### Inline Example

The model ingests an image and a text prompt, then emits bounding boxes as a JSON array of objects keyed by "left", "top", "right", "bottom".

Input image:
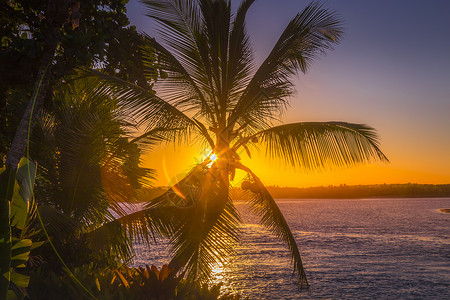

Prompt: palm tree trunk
[
  {"left": 5, "top": 27, "right": 58, "bottom": 168},
  {"left": 5, "top": 0, "right": 73, "bottom": 167}
]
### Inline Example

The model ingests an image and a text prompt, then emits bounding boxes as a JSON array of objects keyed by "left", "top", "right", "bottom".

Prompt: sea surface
[{"left": 131, "top": 198, "right": 450, "bottom": 299}]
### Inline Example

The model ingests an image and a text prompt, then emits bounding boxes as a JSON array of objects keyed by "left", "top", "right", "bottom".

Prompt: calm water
[{"left": 132, "top": 198, "right": 450, "bottom": 299}]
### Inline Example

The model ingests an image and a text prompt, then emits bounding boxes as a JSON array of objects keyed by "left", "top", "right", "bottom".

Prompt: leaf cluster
[
  {"left": 27, "top": 263, "right": 244, "bottom": 300},
  {"left": 27, "top": 79, "right": 158, "bottom": 270},
  {"left": 0, "top": 0, "right": 158, "bottom": 160}
]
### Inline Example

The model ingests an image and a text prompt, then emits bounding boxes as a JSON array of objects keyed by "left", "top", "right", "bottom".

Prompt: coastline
[{"left": 136, "top": 183, "right": 450, "bottom": 202}]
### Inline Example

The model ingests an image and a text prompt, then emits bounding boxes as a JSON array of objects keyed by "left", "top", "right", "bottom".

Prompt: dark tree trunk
[
  {"left": 5, "top": 0, "right": 72, "bottom": 167},
  {"left": 5, "top": 27, "right": 58, "bottom": 168}
]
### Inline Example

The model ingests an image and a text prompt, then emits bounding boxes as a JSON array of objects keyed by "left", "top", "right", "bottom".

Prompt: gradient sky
[{"left": 126, "top": 0, "right": 450, "bottom": 187}]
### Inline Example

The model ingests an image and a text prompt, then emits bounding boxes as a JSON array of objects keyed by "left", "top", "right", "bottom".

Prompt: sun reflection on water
[{"left": 210, "top": 262, "right": 237, "bottom": 295}]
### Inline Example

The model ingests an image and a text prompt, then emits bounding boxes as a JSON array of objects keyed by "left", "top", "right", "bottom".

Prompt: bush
[{"left": 27, "top": 263, "right": 243, "bottom": 300}]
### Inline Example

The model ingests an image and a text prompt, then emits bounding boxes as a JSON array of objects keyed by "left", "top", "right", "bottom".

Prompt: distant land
[
  {"left": 137, "top": 183, "right": 450, "bottom": 201},
  {"left": 262, "top": 183, "right": 450, "bottom": 199}
]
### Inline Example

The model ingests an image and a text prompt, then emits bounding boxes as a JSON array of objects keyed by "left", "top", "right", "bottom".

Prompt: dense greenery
[
  {"left": 1, "top": 0, "right": 155, "bottom": 166},
  {"left": 0, "top": 158, "right": 40, "bottom": 299},
  {"left": 29, "top": 78, "right": 158, "bottom": 270},
  {"left": 1, "top": 0, "right": 162, "bottom": 298}
]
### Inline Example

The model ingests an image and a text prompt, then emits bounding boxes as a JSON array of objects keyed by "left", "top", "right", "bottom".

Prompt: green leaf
[
  {"left": 10, "top": 239, "right": 32, "bottom": 251},
  {"left": 6, "top": 289, "right": 17, "bottom": 300},
  {"left": 9, "top": 272, "right": 29, "bottom": 288},
  {"left": 0, "top": 166, "right": 16, "bottom": 298},
  {"left": 30, "top": 241, "right": 45, "bottom": 250},
  {"left": 10, "top": 158, "right": 36, "bottom": 230},
  {"left": 9, "top": 182, "right": 26, "bottom": 230},
  {"left": 11, "top": 239, "right": 32, "bottom": 268},
  {"left": 15, "top": 158, "right": 37, "bottom": 205}
]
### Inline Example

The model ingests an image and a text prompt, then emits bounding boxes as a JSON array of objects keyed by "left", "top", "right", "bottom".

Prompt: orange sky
[
  {"left": 128, "top": 1, "right": 450, "bottom": 188},
  {"left": 142, "top": 135, "right": 450, "bottom": 188}
]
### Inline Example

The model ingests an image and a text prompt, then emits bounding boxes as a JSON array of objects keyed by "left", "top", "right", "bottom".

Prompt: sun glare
[{"left": 210, "top": 153, "right": 218, "bottom": 162}]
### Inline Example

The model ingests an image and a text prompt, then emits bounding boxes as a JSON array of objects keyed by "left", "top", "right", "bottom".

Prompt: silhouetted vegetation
[
  {"left": 254, "top": 184, "right": 450, "bottom": 199},
  {"left": 268, "top": 184, "right": 450, "bottom": 199},
  {"left": 27, "top": 263, "right": 243, "bottom": 300},
  {"left": 140, "top": 184, "right": 450, "bottom": 201}
]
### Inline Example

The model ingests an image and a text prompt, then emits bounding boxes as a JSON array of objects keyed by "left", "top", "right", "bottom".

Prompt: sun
[{"left": 201, "top": 149, "right": 218, "bottom": 166}]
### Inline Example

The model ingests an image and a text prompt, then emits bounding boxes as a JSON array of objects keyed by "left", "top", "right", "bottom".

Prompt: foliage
[
  {"left": 1, "top": 0, "right": 164, "bottom": 297},
  {"left": 26, "top": 78, "right": 162, "bottom": 270},
  {"left": 0, "top": 158, "right": 43, "bottom": 299},
  {"left": 83, "top": 0, "right": 388, "bottom": 288},
  {"left": 0, "top": 0, "right": 157, "bottom": 165},
  {"left": 27, "top": 263, "right": 243, "bottom": 300},
  {"left": 0, "top": 0, "right": 150, "bottom": 90}
]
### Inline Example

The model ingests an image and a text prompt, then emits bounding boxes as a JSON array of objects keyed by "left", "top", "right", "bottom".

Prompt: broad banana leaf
[{"left": 0, "top": 158, "right": 37, "bottom": 298}]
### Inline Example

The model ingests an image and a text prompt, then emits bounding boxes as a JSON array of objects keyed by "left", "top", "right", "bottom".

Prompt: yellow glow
[{"left": 142, "top": 142, "right": 450, "bottom": 188}]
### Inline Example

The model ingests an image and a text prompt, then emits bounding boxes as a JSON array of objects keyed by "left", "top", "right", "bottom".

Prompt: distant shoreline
[
  {"left": 136, "top": 183, "right": 450, "bottom": 201},
  {"left": 263, "top": 183, "right": 450, "bottom": 199}
]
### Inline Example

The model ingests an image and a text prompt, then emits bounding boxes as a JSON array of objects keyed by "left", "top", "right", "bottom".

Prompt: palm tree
[
  {"left": 83, "top": 0, "right": 388, "bottom": 288},
  {"left": 30, "top": 78, "right": 166, "bottom": 269}
]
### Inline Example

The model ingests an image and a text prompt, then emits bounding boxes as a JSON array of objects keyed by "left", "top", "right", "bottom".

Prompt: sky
[{"left": 126, "top": 0, "right": 450, "bottom": 188}]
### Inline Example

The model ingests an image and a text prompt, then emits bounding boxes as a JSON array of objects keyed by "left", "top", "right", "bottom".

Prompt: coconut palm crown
[{"left": 84, "top": 0, "right": 388, "bottom": 288}]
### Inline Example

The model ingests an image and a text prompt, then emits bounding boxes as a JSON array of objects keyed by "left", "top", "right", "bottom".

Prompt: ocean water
[{"left": 132, "top": 198, "right": 450, "bottom": 299}]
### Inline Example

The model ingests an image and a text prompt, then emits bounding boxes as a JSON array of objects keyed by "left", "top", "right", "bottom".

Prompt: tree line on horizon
[
  {"left": 265, "top": 183, "right": 450, "bottom": 199},
  {"left": 138, "top": 183, "right": 450, "bottom": 201}
]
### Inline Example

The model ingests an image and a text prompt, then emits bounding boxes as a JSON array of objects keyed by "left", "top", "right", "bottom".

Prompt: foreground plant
[
  {"left": 84, "top": 0, "right": 388, "bottom": 288},
  {"left": 28, "top": 263, "right": 243, "bottom": 300},
  {"left": 0, "top": 158, "right": 41, "bottom": 299}
]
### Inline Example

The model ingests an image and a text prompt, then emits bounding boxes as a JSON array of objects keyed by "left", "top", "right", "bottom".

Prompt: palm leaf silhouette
[{"left": 81, "top": 0, "right": 388, "bottom": 288}]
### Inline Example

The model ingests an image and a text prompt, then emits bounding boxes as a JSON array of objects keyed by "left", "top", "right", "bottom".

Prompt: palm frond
[
  {"left": 98, "top": 164, "right": 208, "bottom": 246},
  {"left": 142, "top": 0, "right": 215, "bottom": 107},
  {"left": 142, "top": 0, "right": 202, "bottom": 67},
  {"left": 110, "top": 195, "right": 182, "bottom": 245},
  {"left": 37, "top": 205, "right": 83, "bottom": 241},
  {"left": 237, "top": 122, "right": 388, "bottom": 170},
  {"left": 99, "top": 164, "right": 241, "bottom": 282},
  {"left": 226, "top": 0, "right": 255, "bottom": 106},
  {"left": 229, "top": 2, "right": 343, "bottom": 132},
  {"left": 141, "top": 34, "right": 216, "bottom": 125},
  {"left": 243, "top": 171, "right": 308, "bottom": 288},
  {"left": 76, "top": 68, "right": 196, "bottom": 137},
  {"left": 83, "top": 219, "right": 135, "bottom": 263},
  {"left": 167, "top": 168, "right": 241, "bottom": 283},
  {"left": 197, "top": 0, "right": 232, "bottom": 112},
  {"left": 33, "top": 79, "right": 157, "bottom": 228}
]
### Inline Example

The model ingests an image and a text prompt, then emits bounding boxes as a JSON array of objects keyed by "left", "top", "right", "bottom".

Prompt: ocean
[{"left": 132, "top": 198, "right": 450, "bottom": 299}]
